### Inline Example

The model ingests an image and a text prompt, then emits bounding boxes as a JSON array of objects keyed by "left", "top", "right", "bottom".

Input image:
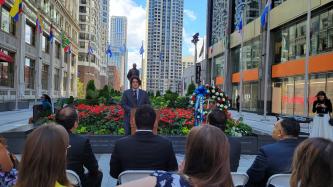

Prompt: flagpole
[
  {"left": 263, "top": 0, "right": 271, "bottom": 120},
  {"left": 239, "top": 6, "right": 246, "bottom": 117},
  {"left": 304, "top": 0, "right": 311, "bottom": 117}
]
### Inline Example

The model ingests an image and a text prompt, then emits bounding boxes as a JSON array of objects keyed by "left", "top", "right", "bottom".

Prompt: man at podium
[{"left": 121, "top": 76, "right": 151, "bottom": 135}]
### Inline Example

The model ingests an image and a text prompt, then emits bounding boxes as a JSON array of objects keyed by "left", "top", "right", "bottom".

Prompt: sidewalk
[
  {"left": 0, "top": 109, "right": 32, "bottom": 133},
  {"left": 229, "top": 110, "right": 311, "bottom": 135}
]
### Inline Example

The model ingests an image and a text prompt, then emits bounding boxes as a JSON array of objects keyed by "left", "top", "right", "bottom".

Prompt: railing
[{"left": 0, "top": 88, "right": 16, "bottom": 103}]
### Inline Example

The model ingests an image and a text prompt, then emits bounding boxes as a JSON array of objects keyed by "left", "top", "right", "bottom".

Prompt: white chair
[
  {"left": 66, "top": 170, "right": 82, "bottom": 187},
  {"left": 118, "top": 170, "right": 160, "bottom": 184},
  {"left": 231, "top": 172, "right": 249, "bottom": 186},
  {"left": 266, "top": 174, "right": 291, "bottom": 187}
]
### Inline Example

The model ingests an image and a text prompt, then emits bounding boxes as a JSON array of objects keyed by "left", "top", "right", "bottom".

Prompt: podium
[{"left": 130, "top": 108, "right": 160, "bottom": 135}]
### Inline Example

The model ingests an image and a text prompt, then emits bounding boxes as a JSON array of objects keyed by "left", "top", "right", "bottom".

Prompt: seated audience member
[
  {"left": 15, "top": 123, "right": 71, "bottom": 187},
  {"left": 117, "top": 125, "right": 234, "bottom": 187},
  {"left": 56, "top": 106, "right": 102, "bottom": 187},
  {"left": 0, "top": 137, "right": 18, "bottom": 187},
  {"left": 246, "top": 119, "right": 300, "bottom": 187},
  {"left": 208, "top": 109, "right": 241, "bottom": 172},
  {"left": 290, "top": 138, "right": 333, "bottom": 187},
  {"left": 109, "top": 105, "right": 178, "bottom": 179}
]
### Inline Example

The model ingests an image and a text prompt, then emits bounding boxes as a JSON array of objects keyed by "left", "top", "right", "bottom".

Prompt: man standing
[
  {"left": 127, "top": 63, "right": 140, "bottom": 81},
  {"left": 110, "top": 105, "right": 178, "bottom": 179},
  {"left": 121, "top": 76, "right": 150, "bottom": 135},
  {"left": 245, "top": 119, "right": 301, "bottom": 187},
  {"left": 55, "top": 106, "right": 103, "bottom": 187}
]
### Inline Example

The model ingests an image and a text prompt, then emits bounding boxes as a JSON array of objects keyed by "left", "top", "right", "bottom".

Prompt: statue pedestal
[{"left": 130, "top": 108, "right": 159, "bottom": 135}]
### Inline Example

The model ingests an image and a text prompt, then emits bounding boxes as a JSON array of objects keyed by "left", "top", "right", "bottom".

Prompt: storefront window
[
  {"left": 311, "top": 15, "right": 320, "bottom": 55},
  {"left": 1, "top": 6, "right": 15, "bottom": 35},
  {"left": 281, "top": 28, "right": 289, "bottom": 62},
  {"left": 231, "top": 47, "right": 240, "bottom": 73},
  {"left": 296, "top": 21, "right": 306, "bottom": 58},
  {"left": 24, "top": 58, "right": 35, "bottom": 89},
  {"left": 288, "top": 25, "right": 296, "bottom": 60},
  {"left": 25, "top": 23, "right": 35, "bottom": 46},
  {"left": 309, "top": 74, "right": 326, "bottom": 116},
  {"left": 281, "top": 77, "right": 294, "bottom": 115},
  {"left": 0, "top": 50, "right": 14, "bottom": 87},
  {"left": 233, "top": 82, "right": 258, "bottom": 112},
  {"left": 42, "top": 34, "right": 50, "bottom": 53},
  {"left": 54, "top": 68, "right": 60, "bottom": 91},
  {"left": 272, "top": 81, "right": 282, "bottom": 114},
  {"left": 214, "top": 55, "right": 224, "bottom": 78},
  {"left": 294, "top": 76, "right": 305, "bottom": 116},
  {"left": 319, "top": 12, "right": 329, "bottom": 52},
  {"left": 41, "top": 64, "right": 49, "bottom": 90}
]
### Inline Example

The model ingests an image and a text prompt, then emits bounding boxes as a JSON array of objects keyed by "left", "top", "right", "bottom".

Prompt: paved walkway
[{"left": 0, "top": 109, "right": 32, "bottom": 133}]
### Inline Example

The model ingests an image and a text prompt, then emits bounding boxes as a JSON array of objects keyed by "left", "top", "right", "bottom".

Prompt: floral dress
[
  {"left": 0, "top": 169, "right": 18, "bottom": 187},
  {"left": 151, "top": 171, "right": 192, "bottom": 187}
]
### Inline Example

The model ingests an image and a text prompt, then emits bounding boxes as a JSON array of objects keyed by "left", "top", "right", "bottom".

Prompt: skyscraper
[
  {"left": 78, "top": 0, "right": 109, "bottom": 89},
  {"left": 110, "top": 16, "right": 128, "bottom": 90},
  {"left": 144, "top": 0, "right": 184, "bottom": 94}
]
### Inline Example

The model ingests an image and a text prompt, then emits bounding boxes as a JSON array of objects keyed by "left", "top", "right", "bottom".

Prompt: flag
[
  {"left": 10, "top": 0, "right": 23, "bottom": 22},
  {"left": 261, "top": 0, "right": 272, "bottom": 28},
  {"left": 139, "top": 41, "right": 144, "bottom": 55},
  {"left": 61, "top": 32, "right": 71, "bottom": 52},
  {"left": 199, "top": 39, "right": 204, "bottom": 57},
  {"left": 106, "top": 45, "right": 112, "bottom": 58},
  {"left": 237, "top": 18, "right": 243, "bottom": 32},
  {"left": 0, "top": 0, "right": 5, "bottom": 6},
  {"left": 159, "top": 52, "right": 164, "bottom": 61},
  {"left": 88, "top": 41, "right": 94, "bottom": 55},
  {"left": 36, "top": 14, "right": 44, "bottom": 33},
  {"left": 49, "top": 24, "right": 54, "bottom": 42},
  {"left": 64, "top": 45, "right": 71, "bottom": 54}
]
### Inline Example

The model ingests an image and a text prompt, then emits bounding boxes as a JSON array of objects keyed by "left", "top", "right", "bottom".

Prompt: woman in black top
[{"left": 310, "top": 91, "right": 333, "bottom": 140}]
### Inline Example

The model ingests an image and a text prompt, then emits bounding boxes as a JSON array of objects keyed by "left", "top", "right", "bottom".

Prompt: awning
[{"left": 0, "top": 51, "right": 14, "bottom": 63}]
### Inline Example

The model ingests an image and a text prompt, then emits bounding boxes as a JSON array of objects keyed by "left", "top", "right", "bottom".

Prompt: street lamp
[{"left": 192, "top": 33, "right": 199, "bottom": 84}]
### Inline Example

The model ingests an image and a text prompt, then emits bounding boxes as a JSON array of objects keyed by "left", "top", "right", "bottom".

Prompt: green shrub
[
  {"left": 156, "top": 91, "right": 161, "bottom": 97},
  {"left": 186, "top": 82, "right": 196, "bottom": 96},
  {"left": 164, "top": 90, "right": 179, "bottom": 108},
  {"left": 99, "top": 85, "right": 110, "bottom": 99},
  {"left": 152, "top": 96, "right": 169, "bottom": 108},
  {"left": 174, "top": 96, "right": 190, "bottom": 109}
]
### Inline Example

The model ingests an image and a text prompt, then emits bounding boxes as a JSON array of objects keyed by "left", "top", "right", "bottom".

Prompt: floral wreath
[{"left": 190, "top": 85, "right": 231, "bottom": 126}]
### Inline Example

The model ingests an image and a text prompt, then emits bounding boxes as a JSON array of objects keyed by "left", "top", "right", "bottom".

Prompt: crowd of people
[{"left": 0, "top": 73, "right": 333, "bottom": 187}]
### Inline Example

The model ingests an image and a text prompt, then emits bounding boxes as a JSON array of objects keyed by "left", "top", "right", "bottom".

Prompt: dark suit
[
  {"left": 245, "top": 139, "right": 299, "bottom": 187},
  {"left": 228, "top": 137, "right": 241, "bottom": 172},
  {"left": 121, "top": 89, "right": 151, "bottom": 135},
  {"left": 67, "top": 133, "right": 102, "bottom": 187},
  {"left": 109, "top": 131, "right": 178, "bottom": 179},
  {"left": 127, "top": 68, "right": 140, "bottom": 80}
]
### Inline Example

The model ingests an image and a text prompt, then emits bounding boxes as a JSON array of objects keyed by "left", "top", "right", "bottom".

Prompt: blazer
[
  {"left": 121, "top": 89, "right": 151, "bottom": 119},
  {"left": 245, "top": 138, "right": 300, "bottom": 187},
  {"left": 109, "top": 131, "right": 178, "bottom": 179},
  {"left": 67, "top": 133, "right": 99, "bottom": 184},
  {"left": 228, "top": 137, "right": 241, "bottom": 172}
]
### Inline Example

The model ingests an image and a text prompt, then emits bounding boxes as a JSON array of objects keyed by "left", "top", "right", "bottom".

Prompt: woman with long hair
[
  {"left": 290, "top": 138, "right": 333, "bottom": 187},
  {"left": 16, "top": 123, "right": 72, "bottom": 187},
  {"left": 118, "top": 125, "right": 234, "bottom": 187},
  {"left": 0, "top": 136, "right": 18, "bottom": 187},
  {"left": 310, "top": 91, "right": 333, "bottom": 140}
]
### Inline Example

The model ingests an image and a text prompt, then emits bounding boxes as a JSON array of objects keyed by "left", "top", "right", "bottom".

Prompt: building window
[
  {"left": 41, "top": 64, "right": 49, "bottom": 90},
  {"left": 71, "top": 73, "right": 74, "bottom": 91},
  {"left": 24, "top": 58, "right": 35, "bottom": 89},
  {"left": 42, "top": 34, "right": 50, "bottom": 53},
  {"left": 54, "top": 68, "right": 60, "bottom": 91},
  {"left": 0, "top": 50, "right": 14, "bottom": 87},
  {"left": 63, "top": 72, "right": 67, "bottom": 91},
  {"left": 0, "top": 5, "right": 15, "bottom": 35},
  {"left": 55, "top": 42, "right": 61, "bottom": 59},
  {"left": 25, "top": 23, "right": 35, "bottom": 46}
]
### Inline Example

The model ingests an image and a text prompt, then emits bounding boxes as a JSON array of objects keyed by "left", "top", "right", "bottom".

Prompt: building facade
[
  {"left": 107, "top": 65, "right": 121, "bottom": 91},
  {"left": 0, "top": 0, "right": 79, "bottom": 111},
  {"left": 206, "top": 0, "right": 333, "bottom": 116},
  {"left": 109, "top": 16, "right": 127, "bottom": 91},
  {"left": 144, "top": 0, "right": 184, "bottom": 94},
  {"left": 77, "top": 0, "right": 108, "bottom": 90}
]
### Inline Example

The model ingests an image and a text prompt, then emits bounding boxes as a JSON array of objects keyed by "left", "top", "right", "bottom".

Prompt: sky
[{"left": 109, "top": 0, "right": 207, "bottom": 69}]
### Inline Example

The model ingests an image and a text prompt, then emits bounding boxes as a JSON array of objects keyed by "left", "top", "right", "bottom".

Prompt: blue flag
[
  {"left": 88, "top": 41, "right": 94, "bottom": 55},
  {"left": 261, "top": 0, "right": 271, "bottom": 28},
  {"left": 237, "top": 18, "right": 243, "bottom": 32},
  {"left": 159, "top": 52, "right": 164, "bottom": 61},
  {"left": 106, "top": 45, "right": 112, "bottom": 58},
  {"left": 139, "top": 42, "right": 144, "bottom": 55}
]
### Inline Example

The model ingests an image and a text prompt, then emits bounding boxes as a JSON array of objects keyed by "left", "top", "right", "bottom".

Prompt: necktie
[{"left": 133, "top": 90, "right": 138, "bottom": 105}]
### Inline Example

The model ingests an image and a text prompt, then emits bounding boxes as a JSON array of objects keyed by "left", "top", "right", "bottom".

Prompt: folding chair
[
  {"left": 266, "top": 174, "right": 291, "bottom": 187},
  {"left": 118, "top": 170, "right": 159, "bottom": 184},
  {"left": 66, "top": 170, "right": 82, "bottom": 187},
  {"left": 231, "top": 172, "right": 249, "bottom": 186}
]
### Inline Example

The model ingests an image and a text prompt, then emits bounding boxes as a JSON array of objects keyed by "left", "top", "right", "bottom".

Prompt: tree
[
  {"left": 99, "top": 85, "right": 110, "bottom": 99},
  {"left": 156, "top": 91, "right": 161, "bottom": 97},
  {"left": 77, "top": 78, "right": 85, "bottom": 99},
  {"left": 164, "top": 90, "right": 179, "bottom": 108},
  {"left": 86, "top": 80, "right": 97, "bottom": 99},
  {"left": 186, "top": 82, "right": 196, "bottom": 96}
]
